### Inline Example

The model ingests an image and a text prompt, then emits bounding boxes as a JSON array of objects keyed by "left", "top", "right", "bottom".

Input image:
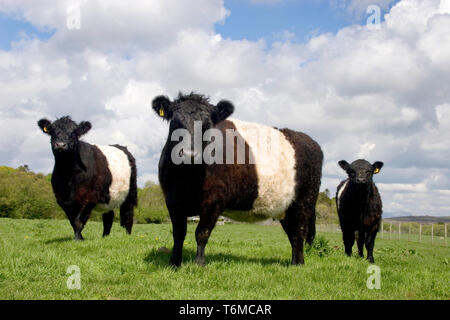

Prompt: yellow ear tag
[
  {"left": 43, "top": 127, "right": 48, "bottom": 133},
  {"left": 159, "top": 108, "right": 165, "bottom": 117},
  {"left": 374, "top": 168, "right": 380, "bottom": 174}
]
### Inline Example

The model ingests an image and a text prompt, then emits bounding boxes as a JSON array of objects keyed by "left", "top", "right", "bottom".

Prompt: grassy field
[{"left": 0, "top": 218, "right": 448, "bottom": 300}]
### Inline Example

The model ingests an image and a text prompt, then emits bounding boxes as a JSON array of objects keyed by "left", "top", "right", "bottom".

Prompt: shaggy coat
[
  {"left": 336, "top": 159, "right": 383, "bottom": 263},
  {"left": 37, "top": 116, "right": 137, "bottom": 240},
  {"left": 152, "top": 93, "right": 323, "bottom": 266}
]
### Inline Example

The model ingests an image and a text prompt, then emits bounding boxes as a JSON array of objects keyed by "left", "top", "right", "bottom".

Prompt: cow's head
[
  {"left": 338, "top": 159, "right": 383, "bottom": 186},
  {"left": 152, "top": 92, "right": 234, "bottom": 163},
  {"left": 38, "top": 116, "right": 91, "bottom": 157}
]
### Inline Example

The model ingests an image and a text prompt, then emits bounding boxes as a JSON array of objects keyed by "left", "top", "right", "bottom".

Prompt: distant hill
[{"left": 384, "top": 215, "right": 450, "bottom": 224}]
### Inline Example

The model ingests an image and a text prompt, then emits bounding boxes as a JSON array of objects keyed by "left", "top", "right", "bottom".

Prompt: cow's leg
[
  {"left": 73, "top": 204, "right": 94, "bottom": 240},
  {"left": 343, "top": 228, "right": 355, "bottom": 257},
  {"left": 102, "top": 210, "right": 114, "bottom": 237},
  {"left": 169, "top": 213, "right": 187, "bottom": 267},
  {"left": 195, "top": 201, "right": 223, "bottom": 266},
  {"left": 119, "top": 201, "right": 134, "bottom": 235},
  {"left": 66, "top": 212, "right": 77, "bottom": 237},
  {"left": 281, "top": 203, "right": 305, "bottom": 265},
  {"left": 357, "top": 229, "right": 365, "bottom": 258},
  {"left": 365, "top": 230, "right": 377, "bottom": 263},
  {"left": 60, "top": 204, "right": 78, "bottom": 238}
]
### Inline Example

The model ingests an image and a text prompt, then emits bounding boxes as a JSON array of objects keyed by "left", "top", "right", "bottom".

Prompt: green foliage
[
  {"left": 305, "top": 235, "right": 333, "bottom": 257},
  {"left": 0, "top": 166, "right": 170, "bottom": 224},
  {"left": 0, "top": 166, "right": 65, "bottom": 219},
  {"left": 135, "top": 181, "right": 169, "bottom": 224},
  {"left": 316, "top": 190, "right": 339, "bottom": 224}
]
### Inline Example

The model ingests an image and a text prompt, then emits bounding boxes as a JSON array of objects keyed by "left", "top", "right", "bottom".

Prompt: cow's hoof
[
  {"left": 169, "top": 257, "right": 182, "bottom": 268},
  {"left": 195, "top": 257, "right": 206, "bottom": 267}
]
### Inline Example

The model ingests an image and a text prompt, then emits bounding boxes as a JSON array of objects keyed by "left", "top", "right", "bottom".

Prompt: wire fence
[{"left": 316, "top": 222, "right": 448, "bottom": 247}]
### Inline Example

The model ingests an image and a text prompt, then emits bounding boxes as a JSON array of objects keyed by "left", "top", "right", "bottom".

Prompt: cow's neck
[
  {"left": 347, "top": 182, "right": 372, "bottom": 213},
  {"left": 53, "top": 146, "right": 83, "bottom": 179}
]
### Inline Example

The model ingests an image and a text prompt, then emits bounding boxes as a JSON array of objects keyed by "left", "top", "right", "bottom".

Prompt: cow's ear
[
  {"left": 372, "top": 161, "right": 384, "bottom": 174},
  {"left": 38, "top": 119, "right": 52, "bottom": 135},
  {"left": 75, "top": 121, "right": 92, "bottom": 137},
  {"left": 212, "top": 100, "right": 234, "bottom": 124},
  {"left": 338, "top": 160, "right": 350, "bottom": 172},
  {"left": 152, "top": 95, "right": 172, "bottom": 120}
]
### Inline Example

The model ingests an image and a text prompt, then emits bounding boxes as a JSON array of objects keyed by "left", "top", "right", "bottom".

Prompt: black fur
[
  {"left": 279, "top": 129, "right": 323, "bottom": 250},
  {"left": 152, "top": 92, "right": 323, "bottom": 267},
  {"left": 37, "top": 116, "right": 137, "bottom": 240},
  {"left": 336, "top": 159, "right": 384, "bottom": 263}
]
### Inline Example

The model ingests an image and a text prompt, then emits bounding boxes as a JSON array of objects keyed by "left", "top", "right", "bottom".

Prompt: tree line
[{"left": 0, "top": 165, "right": 338, "bottom": 224}]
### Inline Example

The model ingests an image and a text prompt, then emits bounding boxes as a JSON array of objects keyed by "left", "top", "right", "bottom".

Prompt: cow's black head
[
  {"left": 38, "top": 116, "right": 91, "bottom": 156},
  {"left": 152, "top": 92, "right": 234, "bottom": 163},
  {"left": 338, "top": 159, "right": 383, "bottom": 186}
]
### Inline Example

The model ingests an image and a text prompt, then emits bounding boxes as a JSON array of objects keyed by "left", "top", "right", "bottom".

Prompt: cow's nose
[
  {"left": 182, "top": 149, "right": 200, "bottom": 163},
  {"left": 356, "top": 177, "right": 365, "bottom": 183},
  {"left": 55, "top": 142, "right": 67, "bottom": 150}
]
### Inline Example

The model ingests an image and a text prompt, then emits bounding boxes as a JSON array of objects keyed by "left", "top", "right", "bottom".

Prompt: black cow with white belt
[
  {"left": 152, "top": 92, "right": 323, "bottom": 267},
  {"left": 37, "top": 116, "right": 137, "bottom": 240}
]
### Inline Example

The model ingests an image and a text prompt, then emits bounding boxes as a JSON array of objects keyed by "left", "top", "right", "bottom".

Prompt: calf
[
  {"left": 37, "top": 116, "right": 137, "bottom": 240},
  {"left": 152, "top": 93, "right": 323, "bottom": 267},
  {"left": 336, "top": 159, "right": 384, "bottom": 263}
]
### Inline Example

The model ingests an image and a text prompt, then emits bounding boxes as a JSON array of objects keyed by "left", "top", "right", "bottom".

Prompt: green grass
[{"left": 0, "top": 218, "right": 448, "bottom": 300}]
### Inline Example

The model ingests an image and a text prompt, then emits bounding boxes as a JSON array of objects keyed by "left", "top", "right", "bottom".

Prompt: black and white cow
[
  {"left": 37, "top": 116, "right": 137, "bottom": 240},
  {"left": 336, "top": 159, "right": 384, "bottom": 263},
  {"left": 152, "top": 93, "right": 323, "bottom": 267}
]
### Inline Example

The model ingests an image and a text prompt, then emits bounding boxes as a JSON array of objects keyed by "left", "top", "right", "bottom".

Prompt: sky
[{"left": 0, "top": 0, "right": 449, "bottom": 217}]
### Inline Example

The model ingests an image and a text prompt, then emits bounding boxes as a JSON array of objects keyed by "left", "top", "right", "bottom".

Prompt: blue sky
[
  {"left": 216, "top": 0, "right": 346, "bottom": 43},
  {"left": 215, "top": 0, "right": 399, "bottom": 44},
  {"left": 0, "top": 0, "right": 399, "bottom": 50},
  {"left": 0, "top": 13, "right": 54, "bottom": 50}
]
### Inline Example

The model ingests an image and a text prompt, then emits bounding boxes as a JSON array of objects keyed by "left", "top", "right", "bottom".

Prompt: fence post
[
  {"left": 398, "top": 222, "right": 401, "bottom": 240},
  {"left": 408, "top": 222, "right": 411, "bottom": 242},
  {"left": 419, "top": 224, "right": 422, "bottom": 242},
  {"left": 381, "top": 221, "right": 384, "bottom": 239},
  {"left": 445, "top": 224, "right": 448, "bottom": 247},
  {"left": 431, "top": 224, "right": 434, "bottom": 245},
  {"left": 389, "top": 223, "right": 392, "bottom": 240}
]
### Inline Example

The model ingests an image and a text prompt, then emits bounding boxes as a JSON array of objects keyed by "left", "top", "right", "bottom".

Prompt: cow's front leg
[
  {"left": 365, "top": 231, "right": 377, "bottom": 263},
  {"left": 357, "top": 229, "right": 365, "bottom": 258},
  {"left": 195, "top": 202, "right": 223, "bottom": 266},
  {"left": 169, "top": 214, "right": 187, "bottom": 267},
  {"left": 343, "top": 229, "right": 355, "bottom": 257},
  {"left": 73, "top": 203, "right": 94, "bottom": 240}
]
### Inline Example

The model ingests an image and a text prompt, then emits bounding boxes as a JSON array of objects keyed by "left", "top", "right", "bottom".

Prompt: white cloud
[
  {"left": 0, "top": 0, "right": 230, "bottom": 53},
  {"left": 0, "top": 0, "right": 449, "bottom": 217}
]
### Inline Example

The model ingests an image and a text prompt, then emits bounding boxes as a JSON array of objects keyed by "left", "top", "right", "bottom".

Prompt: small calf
[
  {"left": 38, "top": 116, "right": 137, "bottom": 240},
  {"left": 336, "top": 159, "right": 383, "bottom": 263}
]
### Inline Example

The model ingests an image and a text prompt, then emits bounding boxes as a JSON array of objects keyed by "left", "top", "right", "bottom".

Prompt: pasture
[{"left": 0, "top": 218, "right": 448, "bottom": 300}]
